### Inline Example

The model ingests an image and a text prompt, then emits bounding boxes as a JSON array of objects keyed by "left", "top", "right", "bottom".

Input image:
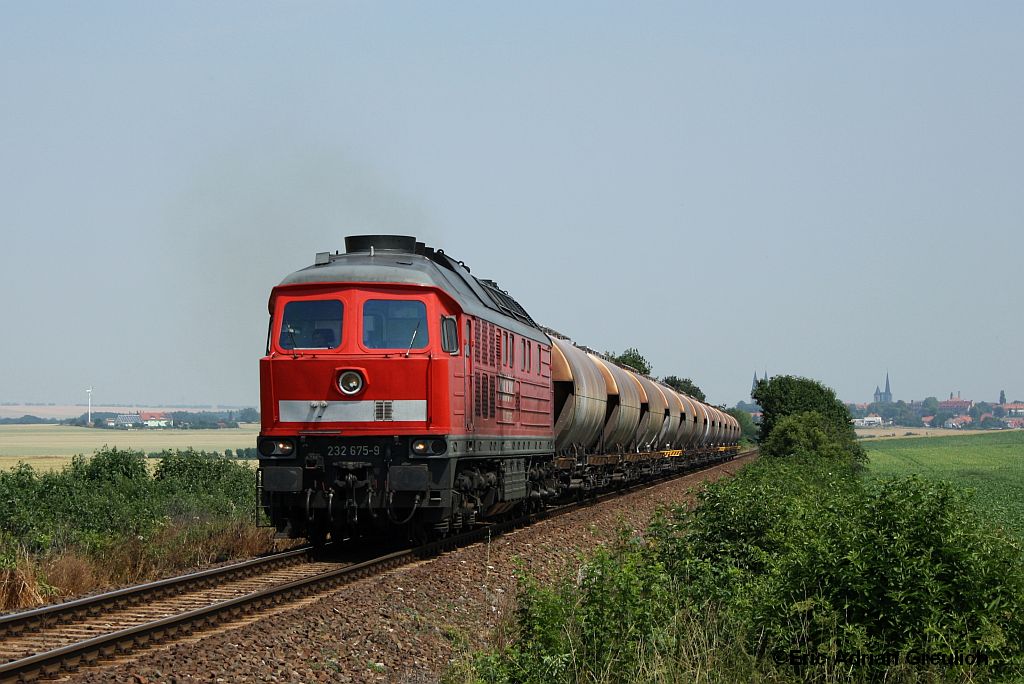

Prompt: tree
[
  {"left": 760, "top": 411, "right": 866, "bottom": 463},
  {"left": 932, "top": 411, "right": 954, "bottom": 428},
  {"left": 606, "top": 348, "right": 652, "bottom": 376},
  {"left": 979, "top": 416, "right": 1005, "bottom": 430},
  {"left": 846, "top": 403, "right": 867, "bottom": 419},
  {"left": 735, "top": 399, "right": 760, "bottom": 413},
  {"left": 237, "top": 407, "right": 260, "bottom": 423},
  {"left": 752, "top": 375, "right": 857, "bottom": 448},
  {"left": 662, "top": 376, "right": 706, "bottom": 402},
  {"left": 921, "top": 396, "right": 940, "bottom": 415},
  {"left": 724, "top": 407, "right": 758, "bottom": 441},
  {"left": 1000, "top": 389, "right": 1007, "bottom": 405},
  {"left": 893, "top": 403, "right": 923, "bottom": 427},
  {"left": 970, "top": 402, "right": 994, "bottom": 422}
]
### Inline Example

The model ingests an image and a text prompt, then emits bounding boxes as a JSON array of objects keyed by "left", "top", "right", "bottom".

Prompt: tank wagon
[{"left": 257, "top": 235, "right": 740, "bottom": 542}]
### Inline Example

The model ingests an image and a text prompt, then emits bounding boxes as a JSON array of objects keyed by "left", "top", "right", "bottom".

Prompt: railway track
[{"left": 0, "top": 450, "right": 752, "bottom": 683}]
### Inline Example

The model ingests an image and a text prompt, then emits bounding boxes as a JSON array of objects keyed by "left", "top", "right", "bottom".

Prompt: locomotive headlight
[
  {"left": 337, "top": 370, "right": 365, "bottom": 396},
  {"left": 259, "top": 439, "right": 295, "bottom": 457},
  {"left": 411, "top": 439, "right": 447, "bottom": 456}
]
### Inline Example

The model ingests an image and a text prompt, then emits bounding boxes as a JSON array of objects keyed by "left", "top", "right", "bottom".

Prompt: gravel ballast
[{"left": 70, "top": 455, "right": 754, "bottom": 683}]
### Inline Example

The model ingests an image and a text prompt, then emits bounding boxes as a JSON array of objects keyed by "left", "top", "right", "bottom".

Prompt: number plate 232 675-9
[{"left": 326, "top": 444, "right": 382, "bottom": 458}]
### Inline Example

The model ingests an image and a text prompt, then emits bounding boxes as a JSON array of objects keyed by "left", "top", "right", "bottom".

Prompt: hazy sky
[{"left": 2, "top": 2, "right": 1022, "bottom": 408}]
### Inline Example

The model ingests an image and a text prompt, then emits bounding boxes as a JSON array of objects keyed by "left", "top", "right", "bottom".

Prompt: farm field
[
  {"left": 855, "top": 426, "right": 992, "bottom": 440},
  {"left": 866, "top": 431, "right": 1024, "bottom": 538},
  {"left": 0, "top": 424, "right": 260, "bottom": 471}
]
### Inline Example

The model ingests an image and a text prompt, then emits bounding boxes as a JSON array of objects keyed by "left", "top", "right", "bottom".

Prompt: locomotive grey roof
[{"left": 278, "top": 235, "right": 549, "bottom": 343}]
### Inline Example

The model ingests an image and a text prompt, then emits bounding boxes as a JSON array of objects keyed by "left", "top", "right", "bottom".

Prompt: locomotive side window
[
  {"left": 363, "top": 299, "right": 429, "bottom": 349},
  {"left": 279, "top": 300, "right": 342, "bottom": 350},
  {"left": 441, "top": 316, "right": 459, "bottom": 354}
]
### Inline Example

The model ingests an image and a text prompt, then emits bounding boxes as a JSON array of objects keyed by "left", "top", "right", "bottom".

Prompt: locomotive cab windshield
[
  {"left": 279, "top": 299, "right": 343, "bottom": 350},
  {"left": 362, "top": 299, "right": 428, "bottom": 350},
  {"left": 269, "top": 290, "right": 440, "bottom": 356}
]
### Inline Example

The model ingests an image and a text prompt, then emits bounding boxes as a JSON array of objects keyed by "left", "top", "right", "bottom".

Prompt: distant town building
[
  {"left": 111, "top": 412, "right": 172, "bottom": 428},
  {"left": 939, "top": 392, "right": 973, "bottom": 416},
  {"left": 1003, "top": 402, "right": 1024, "bottom": 417},
  {"left": 751, "top": 370, "right": 768, "bottom": 398},
  {"left": 945, "top": 415, "right": 974, "bottom": 429},
  {"left": 873, "top": 373, "right": 893, "bottom": 404},
  {"left": 114, "top": 413, "right": 143, "bottom": 428},
  {"left": 140, "top": 411, "right": 171, "bottom": 428},
  {"left": 853, "top": 416, "right": 884, "bottom": 427}
]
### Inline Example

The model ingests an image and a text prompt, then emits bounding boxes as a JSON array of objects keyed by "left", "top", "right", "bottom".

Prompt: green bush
[
  {"left": 463, "top": 455, "right": 1024, "bottom": 682},
  {"left": 760, "top": 411, "right": 865, "bottom": 464},
  {"left": 654, "top": 458, "right": 1024, "bottom": 680},
  {"left": 155, "top": 448, "right": 254, "bottom": 518},
  {"left": 752, "top": 375, "right": 857, "bottom": 448},
  {"left": 0, "top": 447, "right": 256, "bottom": 557},
  {"left": 472, "top": 538, "right": 677, "bottom": 683}
]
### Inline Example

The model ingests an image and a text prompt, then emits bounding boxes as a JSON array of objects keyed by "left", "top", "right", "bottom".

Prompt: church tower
[{"left": 873, "top": 373, "right": 893, "bottom": 403}]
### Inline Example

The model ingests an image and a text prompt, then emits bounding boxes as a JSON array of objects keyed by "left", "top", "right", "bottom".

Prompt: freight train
[{"left": 257, "top": 235, "right": 740, "bottom": 543}]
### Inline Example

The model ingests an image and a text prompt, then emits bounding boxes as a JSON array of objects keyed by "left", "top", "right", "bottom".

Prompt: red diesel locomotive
[{"left": 258, "top": 235, "right": 739, "bottom": 542}]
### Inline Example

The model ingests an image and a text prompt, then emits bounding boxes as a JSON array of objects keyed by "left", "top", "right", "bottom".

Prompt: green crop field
[
  {"left": 0, "top": 424, "right": 260, "bottom": 471},
  {"left": 866, "top": 430, "right": 1024, "bottom": 538}
]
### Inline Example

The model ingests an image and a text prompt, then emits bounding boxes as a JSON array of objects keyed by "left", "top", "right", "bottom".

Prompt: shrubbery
[
  {"left": 0, "top": 447, "right": 268, "bottom": 609},
  {"left": 760, "top": 410, "right": 866, "bottom": 464},
  {"left": 0, "top": 448, "right": 254, "bottom": 559},
  {"left": 455, "top": 404, "right": 1024, "bottom": 682}
]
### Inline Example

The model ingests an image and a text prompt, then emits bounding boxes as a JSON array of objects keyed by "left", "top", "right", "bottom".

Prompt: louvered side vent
[
  {"left": 374, "top": 400, "right": 394, "bottom": 421},
  {"left": 488, "top": 323, "right": 495, "bottom": 366},
  {"left": 474, "top": 373, "right": 482, "bottom": 417}
]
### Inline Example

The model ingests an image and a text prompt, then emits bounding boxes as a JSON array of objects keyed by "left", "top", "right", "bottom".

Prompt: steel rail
[
  {"left": 0, "top": 545, "right": 316, "bottom": 639},
  {"left": 0, "top": 449, "right": 754, "bottom": 683}
]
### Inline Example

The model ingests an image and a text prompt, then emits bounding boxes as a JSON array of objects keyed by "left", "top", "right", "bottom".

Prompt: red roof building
[
  {"left": 939, "top": 394, "right": 973, "bottom": 415},
  {"left": 1002, "top": 403, "right": 1024, "bottom": 416}
]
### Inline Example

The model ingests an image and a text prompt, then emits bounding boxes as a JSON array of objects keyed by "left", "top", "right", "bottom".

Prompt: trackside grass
[
  {"left": 448, "top": 418, "right": 1024, "bottom": 683},
  {"left": 0, "top": 447, "right": 276, "bottom": 612},
  {"left": 865, "top": 431, "right": 1024, "bottom": 538}
]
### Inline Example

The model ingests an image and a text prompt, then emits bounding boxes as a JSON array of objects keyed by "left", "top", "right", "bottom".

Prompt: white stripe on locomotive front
[{"left": 278, "top": 400, "right": 426, "bottom": 423}]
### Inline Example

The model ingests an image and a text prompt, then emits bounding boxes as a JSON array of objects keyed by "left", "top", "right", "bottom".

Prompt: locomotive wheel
[{"left": 308, "top": 522, "right": 329, "bottom": 556}]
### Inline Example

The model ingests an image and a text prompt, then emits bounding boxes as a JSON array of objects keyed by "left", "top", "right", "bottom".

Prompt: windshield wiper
[
  {"left": 285, "top": 326, "right": 299, "bottom": 358},
  {"left": 404, "top": 321, "right": 421, "bottom": 358}
]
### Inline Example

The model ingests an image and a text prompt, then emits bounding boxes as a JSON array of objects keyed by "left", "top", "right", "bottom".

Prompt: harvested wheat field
[{"left": 0, "top": 424, "right": 260, "bottom": 470}]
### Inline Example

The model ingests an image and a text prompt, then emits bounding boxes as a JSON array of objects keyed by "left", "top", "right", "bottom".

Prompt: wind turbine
[{"left": 86, "top": 387, "right": 93, "bottom": 426}]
